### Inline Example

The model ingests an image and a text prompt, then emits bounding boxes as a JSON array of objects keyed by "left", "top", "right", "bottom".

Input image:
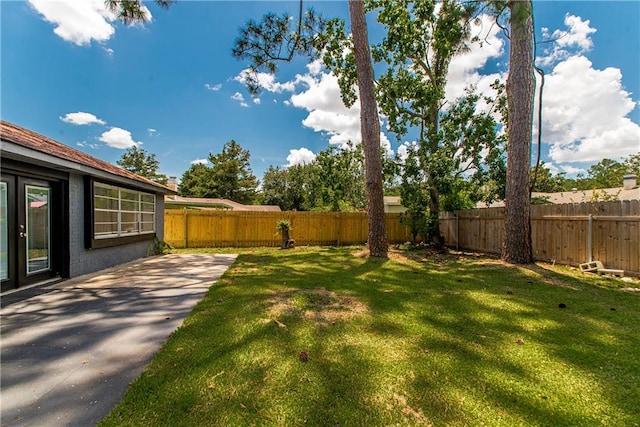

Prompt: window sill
[{"left": 88, "top": 233, "right": 156, "bottom": 249}]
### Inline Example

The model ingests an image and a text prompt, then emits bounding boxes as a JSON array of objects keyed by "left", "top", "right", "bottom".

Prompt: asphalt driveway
[{"left": 1, "top": 253, "right": 237, "bottom": 427}]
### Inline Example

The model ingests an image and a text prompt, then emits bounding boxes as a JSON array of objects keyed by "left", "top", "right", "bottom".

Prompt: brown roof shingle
[
  {"left": 165, "top": 195, "right": 281, "bottom": 211},
  {"left": 1, "top": 120, "right": 172, "bottom": 192}
]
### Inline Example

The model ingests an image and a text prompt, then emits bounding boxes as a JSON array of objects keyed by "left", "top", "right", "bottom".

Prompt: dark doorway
[{"left": 1, "top": 174, "right": 65, "bottom": 292}]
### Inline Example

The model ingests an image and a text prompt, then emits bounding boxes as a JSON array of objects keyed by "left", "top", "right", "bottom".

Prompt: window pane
[
  {"left": 95, "top": 222, "right": 119, "bottom": 236},
  {"left": 120, "top": 212, "right": 139, "bottom": 234},
  {"left": 140, "top": 222, "right": 155, "bottom": 232},
  {"left": 95, "top": 210, "right": 118, "bottom": 223},
  {"left": 121, "top": 201, "right": 139, "bottom": 212},
  {"left": 93, "top": 182, "right": 155, "bottom": 239},
  {"left": 26, "top": 186, "right": 50, "bottom": 274},
  {"left": 95, "top": 196, "right": 119, "bottom": 210},
  {"left": 121, "top": 190, "right": 138, "bottom": 201},
  {"left": 141, "top": 194, "right": 155, "bottom": 204},
  {"left": 120, "top": 223, "right": 139, "bottom": 234},
  {"left": 95, "top": 184, "right": 119, "bottom": 198},
  {"left": 141, "top": 213, "right": 155, "bottom": 223},
  {"left": 141, "top": 202, "right": 155, "bottom": 212}
]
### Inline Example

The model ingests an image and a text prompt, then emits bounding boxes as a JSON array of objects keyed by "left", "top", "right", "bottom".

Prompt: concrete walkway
[{"left": 1, "top": 253, "right": 237, "bottom": 427}]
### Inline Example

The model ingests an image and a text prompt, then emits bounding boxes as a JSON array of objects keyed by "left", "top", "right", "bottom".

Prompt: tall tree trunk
[
  {"left": 427, "top": 183, "right": 442, "bottom": 245},
  {"left": 427, "top": 110, "right": 443, "bottom": 247},
  {"left": 349, "top": 0, "right": 388, "bottom": 258},
  {"left": 502, "top": 0, "right": 534, "bottom": 264}
]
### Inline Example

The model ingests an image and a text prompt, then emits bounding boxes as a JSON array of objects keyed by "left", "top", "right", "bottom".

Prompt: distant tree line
[
  {"left": 118, "top": 141, "right": 638, "bottom": 216},
  {"left": 531, "top": 154, "right": 640, "bottom": 193}
]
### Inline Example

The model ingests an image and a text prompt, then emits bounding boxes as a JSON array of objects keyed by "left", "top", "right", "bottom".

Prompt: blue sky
[{"left": 2, "top": 1, "right": 639, "bottom": 183}]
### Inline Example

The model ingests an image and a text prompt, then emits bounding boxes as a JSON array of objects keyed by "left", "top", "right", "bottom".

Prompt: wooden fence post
[
  {"left": 183, "top": 208, "right": 188, "bottom": 249},
  {"left": 456, "top": 213, "right": 459, "bottom": 251},
  {"left": 234, "top": 214, "right": 239, "bottom": 247},
  {"left": 587, "top": 213, "right": 593, "bottom": 263}
]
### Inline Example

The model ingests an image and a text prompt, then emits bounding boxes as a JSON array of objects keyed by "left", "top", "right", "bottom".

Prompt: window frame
[{"left": 85, "top": 177, "right": 157, "bottom": 249}]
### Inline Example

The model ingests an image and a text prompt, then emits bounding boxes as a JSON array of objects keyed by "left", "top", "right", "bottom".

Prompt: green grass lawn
[{"left": 100, "top": 247, "right": 640, "bottom": 426}]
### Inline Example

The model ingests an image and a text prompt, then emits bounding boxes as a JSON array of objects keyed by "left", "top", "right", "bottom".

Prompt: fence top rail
[
  {"left": 536, "top": 215, "right": 640, "bottom": 221},
  {"left": 442, "top": 215, "right": 639, "bottom": 221},
  {"left": 165, "top": 209, "right": 405, "bottom": 218}
]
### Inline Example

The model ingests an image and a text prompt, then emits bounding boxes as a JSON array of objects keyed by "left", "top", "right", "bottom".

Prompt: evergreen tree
[
  {"left": 178, "top": 141, "right": 258, "bottom": 203},
  {"left": 207, "top": 140, "right": 258, "bottom": 204},
  {"left": 178, "top": 163, "right": 212, "bottom": 198}
]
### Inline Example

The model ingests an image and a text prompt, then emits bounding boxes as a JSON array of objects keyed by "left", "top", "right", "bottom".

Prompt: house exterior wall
[
  {"left": 68, "top": 174, "right": 164, "bottom": 277},
  {"left": 156, "top": 196, "right": 165, "bottom": 241}
]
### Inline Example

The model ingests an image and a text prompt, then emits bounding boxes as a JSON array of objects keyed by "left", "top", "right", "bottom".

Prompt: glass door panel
[
  {"left": 26, "top": 185, "right": 50, "bottom": 275},
  {"left": 0, "top": 182, "right": 8, "bottom": 280}
]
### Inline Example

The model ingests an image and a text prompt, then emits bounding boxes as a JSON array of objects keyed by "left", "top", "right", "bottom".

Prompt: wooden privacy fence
[
  {"left": 440, "top": 200, "right": 639, "bottom": 274},
  {"left": 164, "top": 210, "right": 411, "bottom": 249},
  {"left": 164, "top": 200, "right": 639, "bottom": 273}
]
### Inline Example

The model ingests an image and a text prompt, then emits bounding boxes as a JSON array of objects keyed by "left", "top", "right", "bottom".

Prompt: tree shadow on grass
[
  {"left": 405, "top": 261, "right": 640, "bottom": 425},
  {"left": 101, "top": 248, "right": 639, "bottom": 426}
]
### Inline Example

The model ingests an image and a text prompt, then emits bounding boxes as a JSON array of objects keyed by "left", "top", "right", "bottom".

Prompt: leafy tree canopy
[
  {"left": 580, "top": 155, "right": 640, "bottom": 189},
  {"left": 116, "top": 146, "right": 168, "bottom": 185},
  {"left": 323, "top": 0, "right": 506, "bottom": 243},
  {"left": 532, "top": 154, "right": 640, "bottom": 193},
  {"left": 261, "top": 142, "right": 368, "bottom": 212},
  {"left": 261, "top": 165, "right": 311, "bottom": 211},
  {"left": 530, "top": 162, "right": 569, "bottom": 193}
]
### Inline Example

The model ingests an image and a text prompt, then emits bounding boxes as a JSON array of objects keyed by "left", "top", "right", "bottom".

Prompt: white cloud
[
  {"left": 554, "top": 14, "right": 597, "bottom": 50},
  {"left": 306, "top": 58, "right": 324, "bottom": 76},
  {"left": 98, "top": 127, "right": 142, "bottom": 149},
  {"left": 103, "top": 46, "right": 114, "bottom": 56},
  {"left": 60, "top": 112, "right": 106, "bottom": 126},
  {"left": 286, "top": 148, "right": 316, "bottom": 167},
  {"left": 190, "top": 158, "right": 209, "bottom": 165},
  {"left": 147, "top": 128, "right": 157, "bottom": 134},
  {"left": 231, "top": 92, "right": 249, "bottom": 108},
  {"left": 234, "top": 69, "right": 299, "bottom": 93},
  {"left": 396, "top": 142, "right": 412, "bottom": 162},
  {"left": 538, "top": 14, "right": 597, "bottom": 67},
  {"left": 205, "top": 83, "right": 222, "bottom": 91},
  {"left": 446, "top": 14, "right": 506, "bottom": 103},
  {"left": 559, "top": 165, "right": 586, "bottom": 176},
  {"left": 28, "top": 0, "right": 115, "bottom": 46},
  {"left": 76, "top": 141, "right": 99, "bottom": 149},
  {"left": 27, "top": 0, "right": 150, "bottom": 46},
  {"left": 289, "top": 71, "right": 391, "bottom": 151},
  {"left": 536, "top": 55, "right": 640, "bottom": 164},
  {"left": 253, "top": 98, "right": 261, "bottom": 105}
]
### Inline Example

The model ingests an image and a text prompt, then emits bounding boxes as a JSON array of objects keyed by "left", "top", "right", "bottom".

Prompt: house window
[{"left": 93, "top": 182, "right": 155, "bottom": 239}]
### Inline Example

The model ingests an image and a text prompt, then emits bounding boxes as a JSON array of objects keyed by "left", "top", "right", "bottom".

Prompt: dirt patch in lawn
[
  {"left": 267, "top": 288, "right": 368, "bottom": 326},
  {"left": 385, "top": 248, "right": 460, "bottom": 265}
]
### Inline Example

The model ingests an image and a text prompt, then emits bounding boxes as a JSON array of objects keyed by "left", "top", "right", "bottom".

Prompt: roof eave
[{"left": 1, "top": 141, "right": 175, "bottom": 194}]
